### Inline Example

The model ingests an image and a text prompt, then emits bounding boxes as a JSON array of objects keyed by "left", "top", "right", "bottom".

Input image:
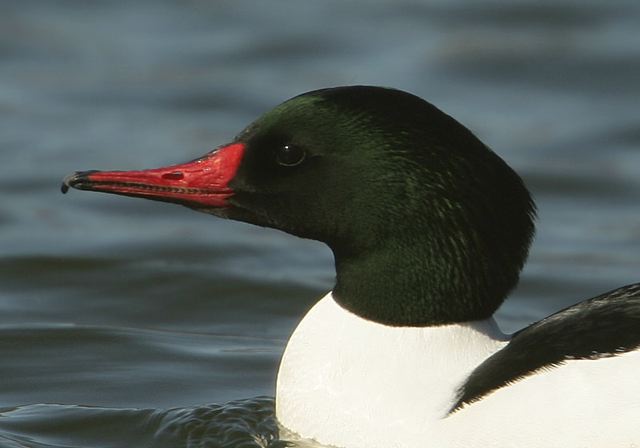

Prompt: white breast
[
  {"left": 275, "top": 292, "right": 507, "bottom": 448},
  {"left": 275, "top": 292, "right": 640, "bottom": 448}
]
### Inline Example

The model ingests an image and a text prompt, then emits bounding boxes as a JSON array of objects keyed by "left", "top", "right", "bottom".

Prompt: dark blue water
[{"left": 1, "top": 1, "right": 639, "bottom": 446}]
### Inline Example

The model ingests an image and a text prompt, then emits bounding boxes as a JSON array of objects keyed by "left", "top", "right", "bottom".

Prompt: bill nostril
[{"left": 162, "top": 172, "right": 184, "bottom": 180}]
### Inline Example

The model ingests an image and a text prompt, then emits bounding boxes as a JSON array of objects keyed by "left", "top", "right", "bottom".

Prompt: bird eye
[{"left": 276, "top": 144, "right": 306, "bottom": 167}]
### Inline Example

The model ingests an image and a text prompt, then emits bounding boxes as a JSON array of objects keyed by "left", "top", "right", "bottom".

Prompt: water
[{"left": 1, "top": 0, "right": 639, "bottom": 446}]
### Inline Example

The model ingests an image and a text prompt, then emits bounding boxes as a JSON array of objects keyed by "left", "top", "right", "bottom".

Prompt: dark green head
[{"left": 64, "top": 86, "right": 536, "bottom": 326}]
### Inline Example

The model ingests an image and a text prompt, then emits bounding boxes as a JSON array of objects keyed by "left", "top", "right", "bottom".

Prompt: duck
[{"left": 62, "top": 86, "right": 640, "bottom": 448}]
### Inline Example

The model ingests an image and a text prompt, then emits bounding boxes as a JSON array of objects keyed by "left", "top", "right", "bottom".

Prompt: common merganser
[{"left": 62, "top": 86, "right": 640, "bottom": 448}]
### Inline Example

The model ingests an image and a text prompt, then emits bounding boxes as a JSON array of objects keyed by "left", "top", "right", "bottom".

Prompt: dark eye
[{"left": 276, "top": 144, "right": 306, "bottom": 167}]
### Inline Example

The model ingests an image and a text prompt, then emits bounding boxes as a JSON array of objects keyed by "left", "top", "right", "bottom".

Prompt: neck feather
[{"left": 332, "top": 233, "right": 515, "bottom": 326}]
